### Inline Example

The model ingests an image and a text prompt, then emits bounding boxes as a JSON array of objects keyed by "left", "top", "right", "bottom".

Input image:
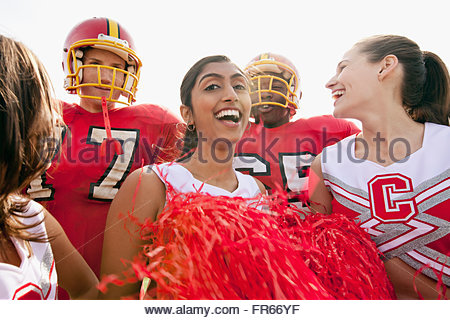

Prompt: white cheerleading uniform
[
  {"left": 150, "top": 162, "right": 262, "bottom": 201},
  {"left": 321, "top": 122, "right": 450, "bottom": 285},
  {"left": 0, "top": 200, "right": 57, "bottom": 300}
]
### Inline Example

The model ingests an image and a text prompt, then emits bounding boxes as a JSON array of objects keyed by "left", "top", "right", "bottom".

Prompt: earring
[
  {"left": 187, "top": 123, "right": 196, "bottom": 132},
  {"left": 245, "top": 121, "right": 252, "bottom": 132}
]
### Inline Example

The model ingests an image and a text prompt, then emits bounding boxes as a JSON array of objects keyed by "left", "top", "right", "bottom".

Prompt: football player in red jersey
[
  {"left": 234, "top": 53, "right": 360, "bottom": 208},
  {"left": 25, "top": 17, "right": 182, "bottom": 283},
  {"left": 309, "top": 35, "right": 449, "bottom": 299}
]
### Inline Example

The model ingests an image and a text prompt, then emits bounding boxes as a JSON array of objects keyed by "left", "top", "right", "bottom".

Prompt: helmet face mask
[
  {"left": 245, "top": 53, "right": 301, "bottom": 116},
  {"left": 62, "top": 18, "right": 142, "bottom": 106}
]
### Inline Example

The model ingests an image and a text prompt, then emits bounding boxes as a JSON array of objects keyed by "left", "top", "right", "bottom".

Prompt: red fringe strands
[
  {"left": 272, "top": 203, "right": 396, "bottom": 299},
  {"left": 99, "top": 185, "right": 399, "bottom": 299},
  {"left": 413, "top": 264, "right": 448, "bottom": 299},
  {"left": 136, "top": 192, "right": 332, "bottom": 299}
]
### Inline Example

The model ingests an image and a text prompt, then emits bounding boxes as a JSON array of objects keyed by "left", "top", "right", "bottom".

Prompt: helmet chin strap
[{"left": 100, "top": 96, "right": 123, "bottom": 157}]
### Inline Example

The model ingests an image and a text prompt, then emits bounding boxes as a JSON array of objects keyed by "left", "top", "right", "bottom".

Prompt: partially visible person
[
  {"left": 0, "top": 34, "right": 98, "bottom": 299},
  {"left": 309, "top": 35, "right": 449, "bottom": 299},
  {"left": 234, "top": 53, "right": 359, "bottom": 208},
  {"left": 26, "top": 17, "right": 181, "bottom": 279}
]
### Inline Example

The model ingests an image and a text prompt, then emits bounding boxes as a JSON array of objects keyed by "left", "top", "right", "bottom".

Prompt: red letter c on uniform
[{"left": 368, "top": 174, "right": 418, "bottom": 223}]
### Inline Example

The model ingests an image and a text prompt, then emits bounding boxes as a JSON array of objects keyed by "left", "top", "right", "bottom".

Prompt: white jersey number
[
  {"left": 26, "top": 126, "right": 66, "bottom": 201},
  {"left": 279, "top": 152, "right": 315, "bottom": 193},
  {"left": 233, "top": 152, "right": 315, "bottom": 208},
  {"left": 87, "top": 127, "right": 139, "bottom": 200},
  {"left": 232, "top": 153, "right": 270, "bottom": 176}
]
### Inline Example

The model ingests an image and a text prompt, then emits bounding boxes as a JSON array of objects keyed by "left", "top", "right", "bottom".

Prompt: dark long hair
[
  {"left": 0, "top": 35, "right": 60, "bottom": 251},
  {"left": 356, "top": 35, "right": 449, "bottom": 125}
]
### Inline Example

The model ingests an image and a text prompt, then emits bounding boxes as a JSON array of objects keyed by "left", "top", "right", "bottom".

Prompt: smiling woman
[
  {"left": 309, "top": 34, "right": 450, "bottom": 299},
  {"left": 179, "top": 56, "right": 252, "bottom": 169},
  {"left": 178, "top": 55, "right": 250, "bottom": 158},
  {"left": 99, "top": 55, "right": 267, "bottom": 299}
]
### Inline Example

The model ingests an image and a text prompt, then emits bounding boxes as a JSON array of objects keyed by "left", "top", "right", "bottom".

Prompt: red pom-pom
[
  {"left": 274, "top": 205, "right": 396, "bottom": 299},
  {"left": 100, "top": 188, "right": 395, "bottom": 299},
  {"left": 135, "top": 192, "right": 332, "bottom": 299}
]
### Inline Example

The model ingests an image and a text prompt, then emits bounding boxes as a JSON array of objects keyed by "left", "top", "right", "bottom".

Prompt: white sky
[{"left": 0, "top": 0, "right": 449, "bottom": 124}]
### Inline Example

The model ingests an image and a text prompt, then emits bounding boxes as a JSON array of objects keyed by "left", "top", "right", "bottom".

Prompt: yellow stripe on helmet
[{"left": 106, "top": 19, "right": 120, "bottom": 38}]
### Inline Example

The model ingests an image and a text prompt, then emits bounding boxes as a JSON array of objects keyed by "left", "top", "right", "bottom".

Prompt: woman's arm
[
  {"left": 384, "top": 257, "right": 449, "bottom": 299},
  {"left": 308, "top": 154, "right": 333, "bottom": 214},
  {"left": 44, "top": 210, "right": 99, "bottom": 299},
  {"left": 99, "top": 167, "right": 166, "bottom": 299}
]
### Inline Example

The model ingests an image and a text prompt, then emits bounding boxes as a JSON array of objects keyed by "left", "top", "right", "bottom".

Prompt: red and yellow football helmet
[
  {"left": 245, "top": 53, "right": 301, "bottom": 116},
  {"left": 62, "top": 17, "right": 142, "bottom": 105}
]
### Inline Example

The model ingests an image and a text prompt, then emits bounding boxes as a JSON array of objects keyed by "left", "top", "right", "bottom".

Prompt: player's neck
[
  {"left": 262, "top": 117, "right": 289, "bottom": 128},
  {"left": 79, "top": 98, "right": 116, "bottom": 113}
]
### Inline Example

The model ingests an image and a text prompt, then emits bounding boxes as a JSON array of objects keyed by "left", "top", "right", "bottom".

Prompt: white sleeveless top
[
  {"left": 150, "top": 162, "right": 262, "bottom": 201},
  {"left": 321, "top": 122, "right": 450, "bottom": 285},
  {"left": 0, "top": 200, "right": 58, "bottom": 300}
]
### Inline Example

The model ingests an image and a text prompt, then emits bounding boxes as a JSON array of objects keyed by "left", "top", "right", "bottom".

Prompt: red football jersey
[
  {"left": 233, "top": 115, "right": 360, "bottom": 207},
  {"left": 27, "top": 101, "right": 182, "bottom": 276}
]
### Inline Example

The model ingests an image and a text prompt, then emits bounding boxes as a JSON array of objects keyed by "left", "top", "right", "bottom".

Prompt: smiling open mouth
[
  {"left": 214, "top": 109, "right": 242, "bottom": 123},
  {"left": 332, "top": 90, "right": 345, "bottom": 100}
]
